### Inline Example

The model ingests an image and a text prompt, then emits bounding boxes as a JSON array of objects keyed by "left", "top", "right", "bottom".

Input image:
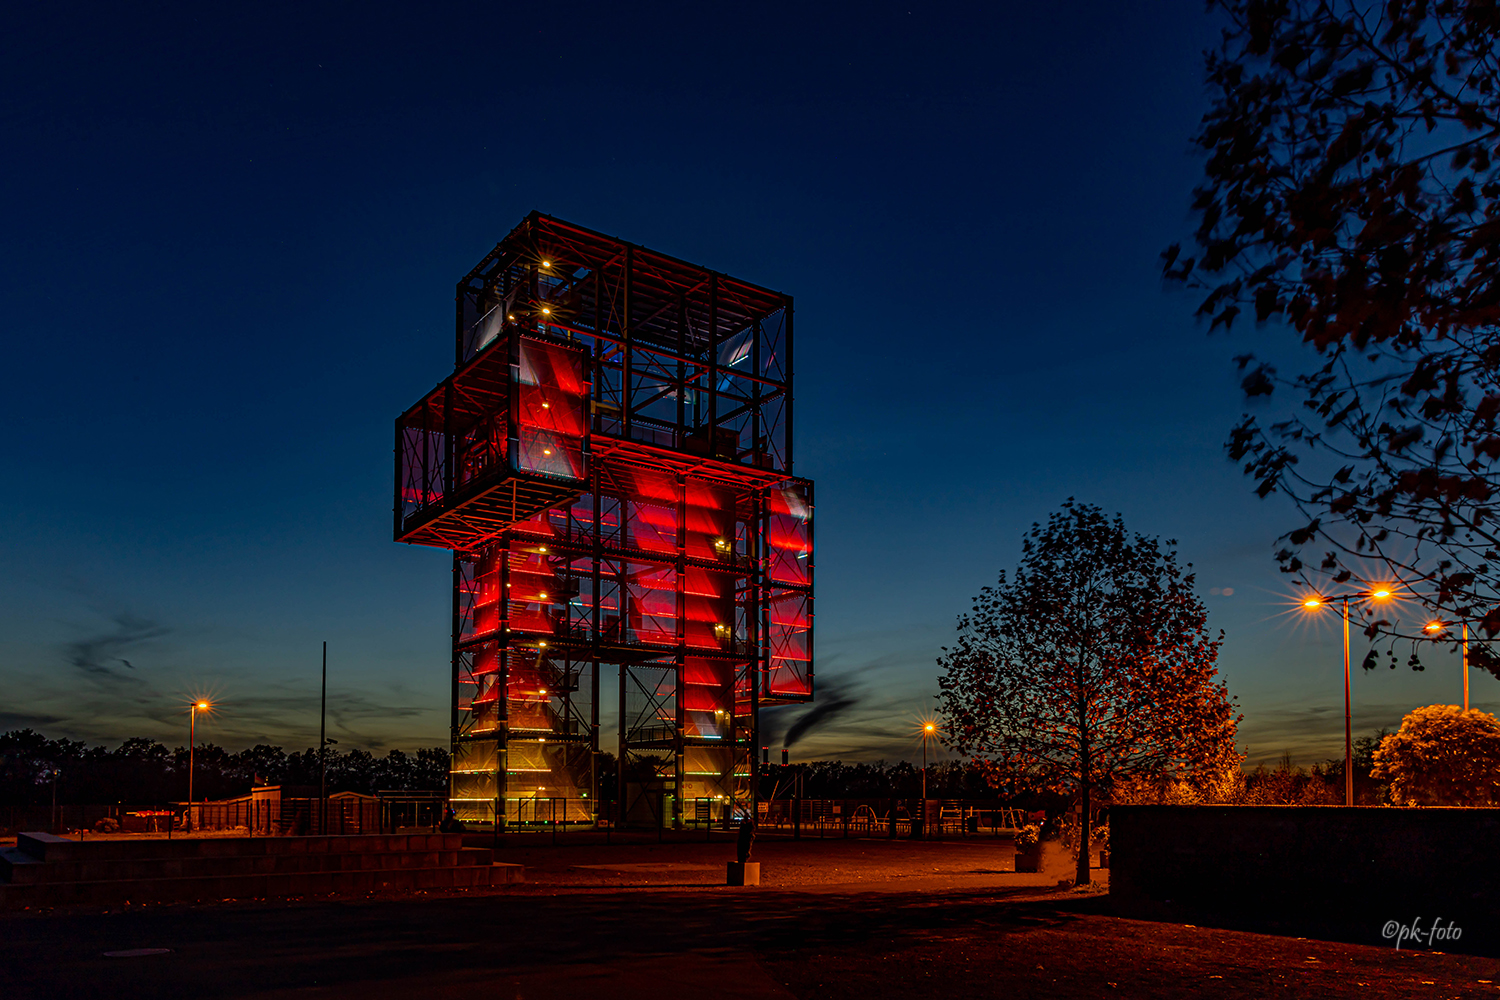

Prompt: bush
[
  {"left": 93, "top": 817, "right": 119, "bottom": 833},
  {"left": 1015, "top": 824, "right": 1041, "bottom": 850},
  {"left": 1372, "top": 705, "right": 1500, "bottom": 806}
]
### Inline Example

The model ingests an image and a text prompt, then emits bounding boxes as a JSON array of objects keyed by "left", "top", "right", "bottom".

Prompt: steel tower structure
[{"left": 394, "top": 214, "right": 814, "bottom": 831}]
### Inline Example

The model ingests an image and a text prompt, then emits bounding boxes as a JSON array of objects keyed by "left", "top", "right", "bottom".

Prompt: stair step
[
  {"left": 2, "top": 847, "right": 495, "bottom": 885},
  {"left": 16, "top": 832, "right": 465, "bottom": 863},
  {"left": 0, "top": 861, "right": 524, "bottom": 909}
]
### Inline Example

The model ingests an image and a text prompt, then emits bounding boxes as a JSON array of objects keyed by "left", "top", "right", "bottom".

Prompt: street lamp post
[
  {"left": 188, "top": 700, "right": 210, "bottom": 832},
  {"left": 1302, "top": 588, "right": 1392, "bottom": 806},
  {"left": 922, "top": 723, "right": 936, "bottom": 801},
  {"left": 1422, "top": 618, "right": 1473, "bottom": 712}
]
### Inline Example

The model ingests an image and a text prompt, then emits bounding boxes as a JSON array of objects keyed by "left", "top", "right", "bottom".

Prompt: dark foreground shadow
[{"left": 0, "top": 886, "right": 1098, "bottom": 1000}]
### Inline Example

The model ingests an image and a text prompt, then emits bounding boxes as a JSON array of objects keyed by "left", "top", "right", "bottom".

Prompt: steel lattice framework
[{"left": 394, "top": 213, "right": 814, "bottom": 831}]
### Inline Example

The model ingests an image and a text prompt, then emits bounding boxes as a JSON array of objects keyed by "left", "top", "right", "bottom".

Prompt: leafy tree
[
  {"left": 1372, "top": 703, "right": 1500, "bottom": 804},
  {"left": 1167, "top": 0, "right": 1500, "bottom": 641},
  {"left": 937, "top": 502, "right": 1241, "bottom": 884}
]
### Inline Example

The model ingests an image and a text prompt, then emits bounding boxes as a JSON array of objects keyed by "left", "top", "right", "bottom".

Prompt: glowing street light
[
  {"left": 1300, "top": 587, "right": 1395, "bottom": 805},
  {"left": 188, "top": 700, "right": 212, "bottom": 832},
  {"left": 1421, "top": 618, "right": 1472, "bottom": 711}
]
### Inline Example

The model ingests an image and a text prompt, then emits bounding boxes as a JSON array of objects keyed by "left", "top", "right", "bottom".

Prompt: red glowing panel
[
  {"left": 626, "top": 565, "right": 676, "bottom": 591},
  {"left": 516, "top": 383, "right": 584, "bottom": 434},
  {"left": 517, "top": 338, "right": 586, "bottom": 396},
  {"left": 685, "top": 483, "right": 728, "bottom": 509},
  {"left": 626, "top": 470, "right": 678, "bottom": 503},
  {"left": 682, "top": 688, "right": 728, "bottom": 712},
  {"left": 771, "top": 629, "right": 810, "bottom": 663},
  {"left": 511, "top": 511, "right": 558, "bottom": 537},
  {"left": 633, "top": 589, "right": 677, "bottom": 617},
  {"left": 769, "top": 596, "right": 809, "bottom": 626},
  {"left": 683, "top": 659, "right": 731, "bottom": 685},
  {"left": 507, "top": 608, "right": 552, "bottom": 633},
  {"left": 513, "top": 428, "right": 584, "bottom": 479},
  {"left": 683, "top": 567, "right": 731, "bottom": 597},
  {"left": 766, "top": 665, "right": 812, "bottom": 697}
]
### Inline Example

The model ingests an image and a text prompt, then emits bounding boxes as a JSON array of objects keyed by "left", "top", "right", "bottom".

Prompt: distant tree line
[
  {"left": 0, "top": 730, "right": 448, "bottom": 807},
  {"left": 1115, "top": 733, "right": 1392, "bottom": 807}
]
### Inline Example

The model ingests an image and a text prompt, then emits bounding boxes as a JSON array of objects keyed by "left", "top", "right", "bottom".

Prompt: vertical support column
[
  {"left": 497, "top": 538, "right": 512, "bottom": 833},
  {"left": 449, "top": 552, "right": 463, "bottom": 812},
  {"left": 442, "top": 381, "right": 454, "bottom": 499},
  {"left": 708, "top": 273, "right": 719, "bottom": 450},
  {"left": 496, "top": 646, "right": 509, "bottom": 836},
  {"left": 393, "top": 418, "right": 404, "bottom": 540},
  {"left": 622, "top": 245, "right": 633, "bottom": 440},
  {"left": 454, "top": 282, "right": 465, "bottom": 370},
  {"left": 618, "top": 651, "right": 628, "bottom": 827},
  {"left": 751, "top": 318, "right": 763, "bottom": 467},
  {"left": 806, "top": 481, "right": 815, "bottom": 699},
  {"left": 674, "top": 474, "right": 688, "bottom": 831},
  {"left": 784, "top": 297, "right": 794, "bottom": 476},
  {"left": 676, "top": 295, "right": 687, "bottom": 446},
  {"left": 753, "top": 489, "right": 768, "bottom": 823}
]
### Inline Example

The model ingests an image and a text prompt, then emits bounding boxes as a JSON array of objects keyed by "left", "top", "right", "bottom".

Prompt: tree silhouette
[
  {"left": 937, "top": 502, "right": 1241, "bottom": 885},
  {"left": 1168, "top": 1, "right": 1500, "bottom": 639}
]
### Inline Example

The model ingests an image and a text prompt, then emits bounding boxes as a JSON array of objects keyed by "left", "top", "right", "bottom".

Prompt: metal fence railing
[{"left": 757, "top": 799, "right": 1029, "bottom": 838}]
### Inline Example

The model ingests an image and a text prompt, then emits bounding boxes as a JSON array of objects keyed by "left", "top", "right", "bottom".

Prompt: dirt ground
[{"left": 3, "top": 834, "right": 1498, "bottom": 999}]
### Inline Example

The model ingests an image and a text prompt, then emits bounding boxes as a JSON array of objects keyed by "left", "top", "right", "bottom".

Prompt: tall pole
[
  {"left": 320, "top": 641, "right": 328, "bottom": 834},
  {"left": 1464, "top": 621, "right": 1471, "bottom": 712},
  {"left": 1342, "top": 598, "right": 1353, "bottom": 807},
  {"left": 189, "top": 705, "right": 197, "bottom": 831},
  {"left": 922, "top": 734, "right": 928, "bottom": 801}
]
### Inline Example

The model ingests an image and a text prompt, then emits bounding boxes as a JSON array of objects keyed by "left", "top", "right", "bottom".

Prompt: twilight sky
[{"left": 1, "top": 1, "right": 1484, "bottom": 767}]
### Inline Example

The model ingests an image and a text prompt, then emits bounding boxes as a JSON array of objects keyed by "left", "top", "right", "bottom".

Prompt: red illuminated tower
[{"left": 394, "top": 214, "right": 813, "bottom": 831}]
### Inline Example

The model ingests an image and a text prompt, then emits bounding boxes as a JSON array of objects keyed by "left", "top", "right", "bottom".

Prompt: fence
[
  {"left": 757, "top": 799, "right": 1030, "bottom": 838},
  {"left": 5, "top": 797, "right": 1034, "bottom": 840}
]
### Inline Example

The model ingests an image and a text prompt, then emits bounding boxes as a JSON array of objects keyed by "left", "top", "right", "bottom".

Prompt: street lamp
[
  {"left": 188, "top": 700, "right": 211, "bottom": 832},
  {"left": 1301, "top": 587, "right": 1394, "bottom": 805},
  {"left": 1423, "top": 619, "right": 1472, "bottom": 712},
  {"left": 921, "top": 723, "right": 936, "bottom": 801}
]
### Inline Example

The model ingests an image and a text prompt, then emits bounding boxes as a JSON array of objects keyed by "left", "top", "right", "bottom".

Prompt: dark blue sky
[{"left": 1, "top": 1, "right": 1477, "bottom": 764}]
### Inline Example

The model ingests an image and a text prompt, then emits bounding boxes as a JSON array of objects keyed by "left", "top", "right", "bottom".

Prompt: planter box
[
  {"left": 727, "top": 861, "right": 760, "bottom": 886},
  {"left": 1014, "top": 849, "right": 1042, "bottom": 874}
]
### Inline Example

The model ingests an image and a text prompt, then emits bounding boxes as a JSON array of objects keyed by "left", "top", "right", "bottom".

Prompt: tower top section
[
  {"left": 458, "top": 212, "right": 791, "bottom": 373},
  {"left": 396, "top": 213, "right": 801, "bottom": 552}
]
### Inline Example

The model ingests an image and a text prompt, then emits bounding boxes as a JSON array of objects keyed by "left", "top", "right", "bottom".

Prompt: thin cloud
[{"left": 62, "top": 613, "right": 169, "bottom": 684}]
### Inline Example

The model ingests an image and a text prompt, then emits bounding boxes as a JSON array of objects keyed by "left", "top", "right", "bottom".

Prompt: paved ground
[{"left": 4, "top": 835, "right": 1499, "bottom": 999}]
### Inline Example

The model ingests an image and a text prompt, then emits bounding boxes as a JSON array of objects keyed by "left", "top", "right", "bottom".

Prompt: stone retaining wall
[{"left": 1111, "top": 805, "right": 1500, "bottom": 953}]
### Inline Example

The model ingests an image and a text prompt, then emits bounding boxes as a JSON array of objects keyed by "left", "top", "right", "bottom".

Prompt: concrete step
[
  {"left": 0, "top": 860, "right": 524, "bottom": 909},
  {"left": 16, "top": 832, "right": 465, "bottom": 863},
  {"left": 2, "top": 847, "right": 496, "bottom": 885}
]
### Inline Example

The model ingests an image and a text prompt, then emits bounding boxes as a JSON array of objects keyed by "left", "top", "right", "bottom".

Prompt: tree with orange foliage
[
  {"left": 1373, "top": 704, "right": 1500, "bottom": 805},
  {"left": 937, "top": 502, "right": 1241, "bottom": 885}
]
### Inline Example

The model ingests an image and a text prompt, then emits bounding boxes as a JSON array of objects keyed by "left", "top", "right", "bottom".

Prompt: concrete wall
[{"left": 1112, "top": 805, "right": 1500, "bottom": 952}]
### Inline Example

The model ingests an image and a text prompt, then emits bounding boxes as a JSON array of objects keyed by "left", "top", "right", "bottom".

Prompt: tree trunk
[
  {"left": 1076, "top": 664, "right": 1091, "bottom": 886},
  {"left": 1076, "top": 769, "right": 1091, "bottom": 885}
]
